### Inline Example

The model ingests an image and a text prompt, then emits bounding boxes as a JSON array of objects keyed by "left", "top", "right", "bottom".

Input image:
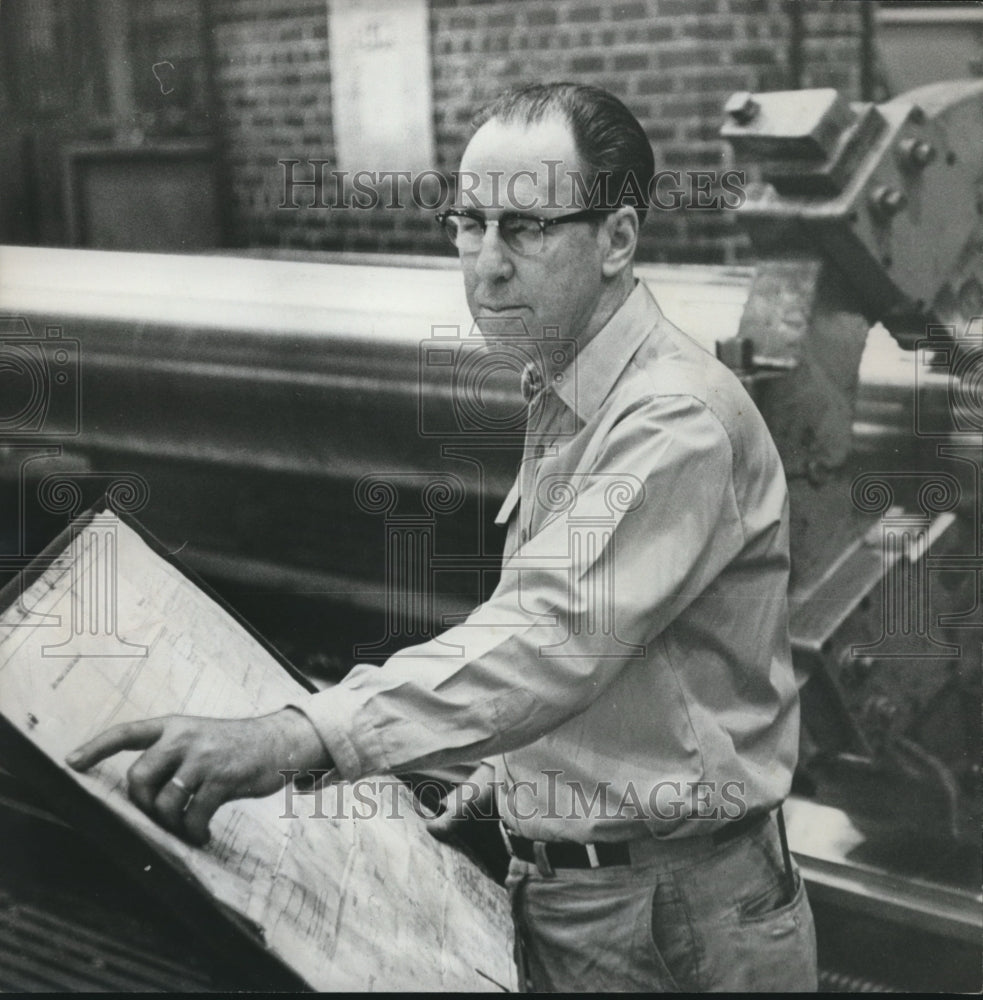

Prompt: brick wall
[{"left": 208, "top": 0, "right": 868, "bottom": 263}]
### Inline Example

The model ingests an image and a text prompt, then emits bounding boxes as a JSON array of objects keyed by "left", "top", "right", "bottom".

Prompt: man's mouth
[{"left": 477, "top": 303, "right": 526, "bottom": 313}]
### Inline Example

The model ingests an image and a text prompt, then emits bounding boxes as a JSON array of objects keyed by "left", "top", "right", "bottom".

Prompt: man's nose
[{"left": 473, "top": 223, "right": 514, "bottom": 283}]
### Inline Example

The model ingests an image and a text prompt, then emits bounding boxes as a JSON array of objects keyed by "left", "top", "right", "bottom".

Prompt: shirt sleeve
[{"left": 292, "top": 393, "right": 746, "bottom": 780}]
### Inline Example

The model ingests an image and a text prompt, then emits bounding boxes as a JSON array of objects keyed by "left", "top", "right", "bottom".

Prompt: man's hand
[
  {"left": 426, "top": 762, "right": 496, "bottom": 843},
  {"left": 66, "top": 708, "right": 329, "bottom": 846}
]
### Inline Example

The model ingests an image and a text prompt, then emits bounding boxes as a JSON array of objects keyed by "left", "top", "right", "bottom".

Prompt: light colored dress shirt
[{"left": 296, "top": 280, "right": 798, "bottom": 843}]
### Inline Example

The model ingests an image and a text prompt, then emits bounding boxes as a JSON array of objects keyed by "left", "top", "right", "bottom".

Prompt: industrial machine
[
  {"left": 718, "top": 80, "right": 983, "bottom": 991},
  {"left": 0, "top": 80, "right": 980, "bottom": 990}
]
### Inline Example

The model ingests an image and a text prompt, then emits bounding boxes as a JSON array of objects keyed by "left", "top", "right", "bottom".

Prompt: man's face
[{"left": 455, "top": 116, "right": 607, "bottom": 350}]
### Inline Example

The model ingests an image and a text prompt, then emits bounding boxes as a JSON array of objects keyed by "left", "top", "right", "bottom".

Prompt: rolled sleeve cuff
[{"left": 286, "top": 684, "right": 382, "bottom": 782}]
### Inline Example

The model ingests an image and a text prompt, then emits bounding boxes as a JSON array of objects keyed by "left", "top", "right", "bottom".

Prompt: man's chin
[{"left": 472, "top": 311, "right": 534, "bottom": 342}]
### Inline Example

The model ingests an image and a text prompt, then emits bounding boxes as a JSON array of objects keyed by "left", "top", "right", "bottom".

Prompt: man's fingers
[
  {"left": 126, "top": 740, "right": 185, "bottom": 816},
  {"left": 153, "top": 772, "right": 199, "bottom": 836},
  {"left": 426, "top": 777, "right": 493, "bottom": 841},
  {"left": 66, "top": 718, "right": 167, "bottom": 772},
  {"left": 181, "top": 783, "right": 228, "bottom": 847},
  {"left": 64, "top": 714, "right": 296, "bottom": 849},
  {"left": 425, "top": 804, "right": 460, "bottom": 842}
]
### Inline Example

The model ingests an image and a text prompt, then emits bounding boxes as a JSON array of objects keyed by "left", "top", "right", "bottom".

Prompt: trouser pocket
[{"left": 729, "top": 870, "right": 818, "bottom": 992}]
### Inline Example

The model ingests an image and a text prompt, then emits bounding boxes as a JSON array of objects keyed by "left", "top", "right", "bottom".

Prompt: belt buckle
[
  {"left": 532, "top": 841, "right": 555, "bottom": 878},
  {"left": 498, "top": 821, "right": 516, "bottom": 857},
  {"left": 499, "top": 822, "right": 558, "bottom": 877}
]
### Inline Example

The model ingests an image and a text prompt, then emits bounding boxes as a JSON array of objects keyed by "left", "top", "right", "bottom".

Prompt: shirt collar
[{"left": 552, "top": 280, "right": 662, "bottom": 421}]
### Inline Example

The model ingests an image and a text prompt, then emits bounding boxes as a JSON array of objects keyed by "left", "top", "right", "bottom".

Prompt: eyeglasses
[{"left": 435, "top": 208, "right": 607, "bottom": 257}]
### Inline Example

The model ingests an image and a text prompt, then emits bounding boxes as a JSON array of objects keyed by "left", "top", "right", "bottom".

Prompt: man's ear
[{"left": 600, "top": 206, "right": 639, "bottom": 278}]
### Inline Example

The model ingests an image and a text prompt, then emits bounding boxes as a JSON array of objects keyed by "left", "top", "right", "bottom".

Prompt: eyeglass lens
[{"left": 441, "top": 214, "right": 544, "bottom": 256}]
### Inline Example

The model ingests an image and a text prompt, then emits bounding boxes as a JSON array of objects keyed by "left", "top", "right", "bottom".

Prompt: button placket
[{"left": 522, "top": 422, "right": 561, "bottom": 543}]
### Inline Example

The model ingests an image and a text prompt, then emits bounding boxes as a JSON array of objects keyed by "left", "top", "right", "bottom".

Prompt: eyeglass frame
[{"left": 435, "top": 207, "right": 611, "bottom": 257}]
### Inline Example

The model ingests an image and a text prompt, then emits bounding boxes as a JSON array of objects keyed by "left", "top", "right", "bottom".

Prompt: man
[{"left": 69, "top": 83, "right": 818, "bottom": 991}]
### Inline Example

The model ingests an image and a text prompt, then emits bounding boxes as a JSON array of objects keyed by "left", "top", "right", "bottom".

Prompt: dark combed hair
[{"left": 471, "top": 82, "right": 655, "bottom": 225}]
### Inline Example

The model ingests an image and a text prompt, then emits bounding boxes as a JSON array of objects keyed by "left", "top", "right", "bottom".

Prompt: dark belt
[{"left": 501, "top": 810, "right": 770, "bottom": 871}]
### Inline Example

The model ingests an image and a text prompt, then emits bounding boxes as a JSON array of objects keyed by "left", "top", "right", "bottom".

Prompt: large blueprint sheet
[{"left": 0, "top": 510, "right": 516, "bottom": 991}]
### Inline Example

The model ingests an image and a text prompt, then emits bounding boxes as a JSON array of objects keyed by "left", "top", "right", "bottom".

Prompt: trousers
[{"left": 505, "top": 815, "right": 818, "bottom": 992}]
